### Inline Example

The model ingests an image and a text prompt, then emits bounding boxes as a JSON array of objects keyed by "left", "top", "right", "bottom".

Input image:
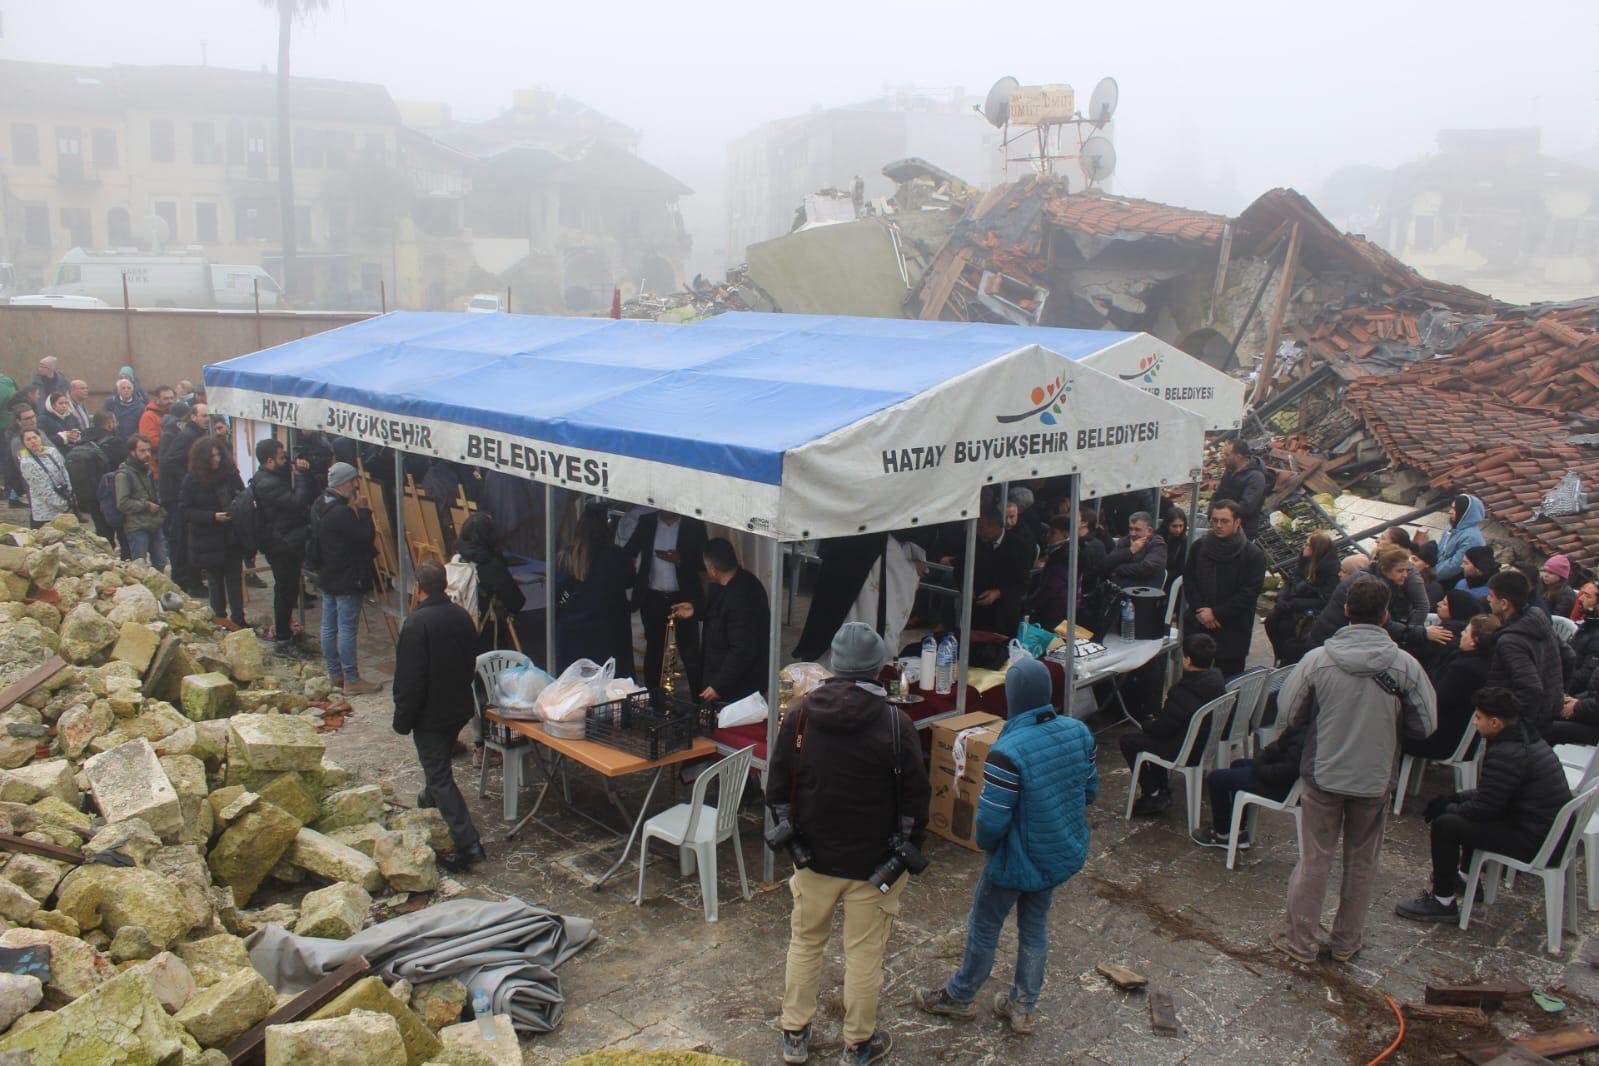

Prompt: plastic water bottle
[
  {"left": 1120, "top": 596, "right": 1136, "bottom": 641},
  {"left": 919, "top": 634, "right": 937, "bottom": 692},
  {"left": 935, "top": 633, "right": 956, "bottom": 695}
]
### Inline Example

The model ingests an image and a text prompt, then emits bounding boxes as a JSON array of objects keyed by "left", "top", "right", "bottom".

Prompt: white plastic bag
[
  {"left": 781, "top": 662, "right": 830, "bottom": 700},
  {"left": 1007, "top": 638, "right": 1032, "bottom": 664},
  {"left": 717, "top": 691, "right": 768, "bottom": 729},
  {"left": 534, "top": 657, "right": 615, "bottom": 722},
  {"left": 496, "top": 665, "right": 553, "bottom": 719}
]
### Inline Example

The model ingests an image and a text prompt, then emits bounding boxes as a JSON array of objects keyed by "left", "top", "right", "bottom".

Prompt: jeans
[
  {"left": 1430, "top": 813, "right": 1538, "bottom": 898},
  {"left": 946, "top": 864, "right": 1055, "bottom": 1011},
  {"left": 1207, "top": 758, "right": 1294, "bottom": 832},
  {"left": 414, "top": 730, "right": 480, "bottom": 852},
  {"left": 321, "top": 592, "right": 363, "bottom": 681},
  {"left": 125, "top": 526, "right": 169, "bottom": 571},
  {"left": 265, "top": 549, "right": 303, "bottom": 641}
]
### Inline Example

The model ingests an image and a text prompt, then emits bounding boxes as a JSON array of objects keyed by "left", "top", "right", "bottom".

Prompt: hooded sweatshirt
[
  {"left": 765, "top": 677, "right": 930, "bottom": 881},
  {"left": 1215, "top": 457, "right": 1268, "bottom": 538},
  {"left": 1281, "top": 623, "right": 1436, "bottom": 797},
  {"left": 1434, "top": 494, "right": 1486, "bottom": 588}
]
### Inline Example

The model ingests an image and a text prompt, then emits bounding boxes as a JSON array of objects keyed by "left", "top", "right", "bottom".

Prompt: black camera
[
  {"left": 764, "top": 804, "right": 812, "bottom": 868},
  {"left": 869, "top": 817, "right": 929, "bottom": 894}
]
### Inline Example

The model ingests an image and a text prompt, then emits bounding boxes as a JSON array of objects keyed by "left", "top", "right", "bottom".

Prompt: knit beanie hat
[
  {"left": 1544, "top": 554, "right": 1572, "bottom": 580},
  {"left": 326, "top": 462, "right": 358, "bottom": 490},
  {"left": 1464, "top": 545, "right": 1497, "bottom": 573},
  {"left": 1005, "top": 658, "right": 1052, "bottom": 714},
  {"left": 829, "top": 622, "right": 886, "bottom": 680}
]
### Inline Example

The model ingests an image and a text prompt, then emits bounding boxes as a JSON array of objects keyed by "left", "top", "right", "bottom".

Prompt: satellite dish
[
  {"left": 1089, "top": 77, "right": 1119, "bottom": 127},
  {"left": 982, "top": 76, "right": 1020, "bottom": 127},
  {"left": 1080, "top": 136, "right": 1117, "bottom": 184}
]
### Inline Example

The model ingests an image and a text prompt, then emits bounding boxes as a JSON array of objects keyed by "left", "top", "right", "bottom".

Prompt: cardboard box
[{"left": 927, "top": 712, "right": 1004, "bottom": 851}]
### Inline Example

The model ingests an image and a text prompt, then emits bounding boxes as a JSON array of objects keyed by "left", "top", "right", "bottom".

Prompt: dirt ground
[{"left": 300, "top": 590, "right": 1599, "bottom": 1066}]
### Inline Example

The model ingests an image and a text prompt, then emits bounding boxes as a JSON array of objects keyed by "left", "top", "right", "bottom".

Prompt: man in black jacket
[
  {"left": 1396, "top": 686, "right": 1571, "bottom": 922},
  {"left": 1204, "top": 720, "right": 1307, "bottom": 848},
  {"left": 1483, "top": 569, "right": 1566, "bottom": 730},
  {"left": 1183, "top": 500, "right": 1266, "bottom": 677},
  {"left": 252, "top": 438, "right": 317, "bottom": 659},
  {"left": 624, "top": 510, "right": 706, "bottom": 690},
  {"left": 392, "top": 560, "right": 484, "bottom": 870},
  {"left": 944, "top": 509, "right": 1033, "bottom": 638},
  {"left": 1103, "top": 510, "right": 1167, "bottom": 587},
  {"left": 312, "top": 462, "right": 379, "bottom": 694},
  {"left": 768, "top": 622, "right": 929, "bottom": 1066},
  {"left": 1121, "top": 634, "right": 1226, "bottom": 815},
  {"left": 671, "top": 538, "right": 768, "bottom": 703},
  {"left": 66, "top": 411, "right": 123, "bottom": 546},
  {"left": 1214, "top": 440, "right": 1267, "bottom": 539},
  {"left": 158, "top": 401, "right": 207, "bottom": 593}
]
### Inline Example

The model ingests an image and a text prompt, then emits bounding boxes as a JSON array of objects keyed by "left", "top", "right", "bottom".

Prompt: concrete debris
[
  {"left": 0, "top": 975, "right": 42, "bottom": 1034},
  {"left": 84, "top": 738, "right": 183, "bottom": 840},
  {"left": 54, "top": 864, "right": 194, "bottom": 950},
  {"left": 181, "top": 672, "right": 238, "bottom": 722},
  {"left": 309, "top": 975, "right": 443, "bottom": 1065},
  {"left": 288, "top": 828, "right": 385, "bottom": 893},
  {"left": 265, "top": 1008, "right": 407, "bottom": 1066},
  {"left": 128, "top": 952, "right": 195, "bottom": 1013},
  {"left": 408, "top": 977, "right": 468, "bottom": 1031},
  {"left": 294, "top": 882, "right": 372, "bottom": 940},
  {"left": 175, "top": 933, "right": 252, "bottom": 990},
  {"left": 173, "top": 964, "right": 276, "bottom": 1048},
  {"left": 0, "top": 968, "right": 186, "bottom": 1063},
  {"left": 0, "top": 928, "right": 113, "bottom": 1005},
  {"left": 438, "top": 1014, "right": 519, "bottom": 1066},
  {"left": 316, "top": 784, "right": 386, "bottom": 834},
  {"left": 374, "top": 830, "right": 439, "bottom": 894}
]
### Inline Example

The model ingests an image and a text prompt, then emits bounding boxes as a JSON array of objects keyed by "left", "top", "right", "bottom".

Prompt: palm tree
[{"left": 260, "top": 0, "right": 327, "bottom": 302}]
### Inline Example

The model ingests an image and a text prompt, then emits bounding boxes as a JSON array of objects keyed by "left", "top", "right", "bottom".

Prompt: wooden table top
[{"left": 487, "top": 711, "right": 717, "bottom": 778}]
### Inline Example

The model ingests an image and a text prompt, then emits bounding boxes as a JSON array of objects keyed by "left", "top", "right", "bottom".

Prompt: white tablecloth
[{"left": 1048, "top": 628, "right": 1178, "bottom": 690}]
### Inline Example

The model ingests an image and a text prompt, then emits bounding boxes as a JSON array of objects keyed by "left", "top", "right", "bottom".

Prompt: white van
[{"left": 43, "top": 249, "right": 281, "bottom": 309}]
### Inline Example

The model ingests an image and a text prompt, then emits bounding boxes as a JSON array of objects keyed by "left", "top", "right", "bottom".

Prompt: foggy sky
[{"left": 7, "top": 0, "right": 1597, "bottom": 274}]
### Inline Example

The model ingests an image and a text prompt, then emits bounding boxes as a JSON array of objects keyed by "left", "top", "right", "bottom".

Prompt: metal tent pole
[
  {"left": 544, "top": 484, "right": 556, "bottom": 672},
  {"left": 955, "top": 516, "right": 977, "bottom": 713},
  {"left": 1064, "top": 475, "right": 1080, "bottom": 716},
  {"left": 288, "top": 432, "right": 304, "bottom": 629},
  {"left": 763, "top": 540, "right": 783, "bottom": 883},
  {"left": 394, "top": 450, "right": 408, "bottom": 622}
]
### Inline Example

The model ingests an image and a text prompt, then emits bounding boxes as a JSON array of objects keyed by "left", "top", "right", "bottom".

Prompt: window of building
[
  {"left": 192, "top": 121, "right": 219, "bottom": 165},
  {"left": 59, "top": 207, "right": 92, "bottom": 249},
  {"left": 246, "top": 122, "right": 268, "bottom": 179},
  {"left": 153, "top": 200, "right": 179, "bottom": 245},
  {"left": 235, "top": 199, "right": 277, "bottom": 241},
  {"left": 22, "top": 204, "right": 49, "bottom": 248},
  {"left": 194, "top": 202, "right": 219, "bottom": 243},
  {"left": 150, "top": 119, "right": 175, "bottom": 163},
  {"left": 55, "top": 126, "right": 83, "bottom": 182},
  {"left": 327, "top": 205, "right": 349, "bottom": 245},
  {"left": 107, "top": 207, "right": 133, "bottom": 247},
  {"left": 11, "top": 124, "right": 39, "bottom": 166},
  {"left": 293, "top": 128, "right": 324, "bottom": 169},
  {"left": 92, "top": 127, "right": 117, "bottom": 167},
  {"left": 325, "top": 131, "right": 353, "bottom": 169},
  {"left": 226, "top": 120, "right": 244, "bottom": 165}
]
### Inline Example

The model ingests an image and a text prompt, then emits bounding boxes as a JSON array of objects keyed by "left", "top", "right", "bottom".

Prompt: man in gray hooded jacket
[{"left": 1272, "top": 575, "right": 1436, "bottom": 965}]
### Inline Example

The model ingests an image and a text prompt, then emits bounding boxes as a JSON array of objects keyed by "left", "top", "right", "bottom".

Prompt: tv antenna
[{"left": 976, "top": 74, "right": 1121, "bottom": 184}]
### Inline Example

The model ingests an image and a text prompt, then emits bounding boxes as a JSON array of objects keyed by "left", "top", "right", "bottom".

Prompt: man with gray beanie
[
  {"left": 310, "top": 461, "right": 380, "bottom": 694},
  {"left": 917, "top": 657, "right": 1097, "bottom": 1035},
  {"left": 770, "top": 621, "right": 929, "bottom": 1066}
]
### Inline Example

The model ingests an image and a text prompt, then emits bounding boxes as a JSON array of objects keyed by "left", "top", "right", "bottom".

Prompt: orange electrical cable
[{"left": 1365, "top": 994, "right": 1405, "bottom": 1065}]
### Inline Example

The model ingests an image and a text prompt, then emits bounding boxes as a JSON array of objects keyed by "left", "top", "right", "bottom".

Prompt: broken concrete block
[
  {"left": 181, "top": 672, "right": 237, "bottom": 722},
  {"left": 174, "top": 964, "right": 276, "bottom": 1049},
  {"left": 388, "top": 808, "right": 454, "bottom": 855},
  {"left": 130, "top": 951, "right": 196, "bottom": 1013},
  {"left": 58, "top": 603, "right": 118, "bottom": 664},
  {"left": 175, "top": 933, "right": 252, "bottom": 990},
  {"left": 0, "top": 735, "right": 37, "bottom": 771},
  {"left": 146, "top": 845, "right": 215, "bottom": 935},
  {"left": 109, "top": 923, "right": 160, "bottom": 963},
  {"left": 55, "top": 864, "right": 193, "bottom": 950},
  {"left": 408, "top": 977, "right": 468, "bottom": 1032},
  {"left": 294, "top": 882, "right": 371, "bottom": 940},
  {"left": 0, "top": 880, "right": 39, "bottom": 925},
  {"left": 207, "top": 801, "right": 301, "bottom": 906},
  {"left": 238, "top": 902, "right": 298, "bottom": 935},
  {"left": 220, "top": 629, "right": 266, "bottom": 683},
  {"left": 316, "top": 785, "right": 385, "bottom": 834},
  {"left": 0, "top": 927, "right": 114, "bottom": 1005},
  {"left": 374, "top": 830, "right": 438, "bottom": 894},
  {"left": 3, "top": 853, "right": 68, "bottom": 902},
  {"left": 228, "top": 713, "right": 325, "bottom": 772},
  {"left": 31, "top": 795, "right": 93, "bottom": 836},
  {"left": 83, "top": 816, "right": 164, "bottom": 867},
  {"left": 57, "top": 700, "right": 115, "bottom": 759},
  {"left": 6, "top": 759, "right": 76, "bottom": 807},
  {"left": 257, "top": 772, "right": 321, "bottom": 827},
  {"left": 109, "top": 621, "right": 161, "bottom": 674},
  {"left": 288, "top": 828, "right": 384, "bottom": 892},
  {"left": 438, "top": 1014, "right": 519, "bottom": 1066},
  {"left": 309, "top": 976, "right": 443, "bottom": 1066},
  {"left": 84, "top": 737, "right": 183, "bottom": 839},
  {"left": 329, "top": 823, "right": 397, "bottom": 858},
  {"left": 207, "top": 786, "right": 259, "bottom": 824},
  {"left": 28, "top": 910, "right": 78, "bottom": 937},
  {"left": 0, "top": 972, "right": 42, "bottom": 1032},
  {"left": 120, "top": 699, "right": 190, "bottom": 744},
  {"left": 107, "top": 582, "right": 161, "bottom": 625},
  {"left": 0, "top": 968, "right": 185, "bottom": 1063},
  {"left": 265, "top": 1008, "right": 407, "bottom": 1066}
]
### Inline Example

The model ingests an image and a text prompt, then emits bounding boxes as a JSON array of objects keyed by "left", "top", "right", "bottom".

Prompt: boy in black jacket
[
  {"left": 1203, "top": 721, "right": 1307, "bottom": 848},
  {"left": 1121, "top": 634, "right": 1225, "bottom": 816},
  {"left": 1396, "top": 686, "right": 1572, "bottom": 922}
]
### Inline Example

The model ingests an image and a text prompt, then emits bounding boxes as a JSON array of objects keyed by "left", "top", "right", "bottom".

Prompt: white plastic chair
[
  {"left": 1251, "top": 664, "right": 1299, "bottom": 750},
  {"left": 473, "top": 650, "right": 534, "bottom": 819},
  {"left": 1393, "top": 725, "right": 1482, "bottom": 816},
  {"left": 1163, "top": 576, "right": 1183, "bottom": 628},
  {"left": 1549, "top": 745, "right": 1599, "bottom": 909},
  {"left": 1227, "top": 779, "right": 1303, "bottom": 871},
  {"left": 1458, "top": 781, "right": 1599, "bottom": 955},
  {"left": 635, "top": 745, "right": 755, "bottom": 922},
  {"left": 1124, "top": 689, "right": 1238, "bottom": 834},
  {"left": 1218, "top": 667, "right": 1271, "bottom": 766}
]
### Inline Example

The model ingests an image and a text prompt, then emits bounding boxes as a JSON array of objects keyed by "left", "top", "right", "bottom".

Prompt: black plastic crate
[
  {"left": 486, "top": 717, "right": 533, "bottom": 748},
  {"left": 585, "top": 690, "right": 698, "bottom": 761},
  {"left": 651, "top": 688, "right": 720, "bottom": 736}
]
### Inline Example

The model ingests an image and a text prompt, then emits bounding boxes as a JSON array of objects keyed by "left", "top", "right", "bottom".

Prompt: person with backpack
[
  {"left": 159, "top": 401, "right": 207, "bottom": 595},
  {"left": 312, "top": 462, "right": 380, "bottom": 694},
  {"left": 251, "top": 438, "right": 315, "bottom": 659},
  {"left": 115, "top": 435, "right": 167, "bottom": 570},
  {"left": 181, "top": 437, "right": 246, "bottom": 630},
  {"left": 68, "top": 411, "right": 123, "bottom": 546}
]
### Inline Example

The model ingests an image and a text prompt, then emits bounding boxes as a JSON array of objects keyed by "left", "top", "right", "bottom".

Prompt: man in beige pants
[
  {"left": 766, "top": 622, "right": 930, "bottom": 1065},
  {"left": 1271, "top": 576, "right": 1436, "bottom": 963}
]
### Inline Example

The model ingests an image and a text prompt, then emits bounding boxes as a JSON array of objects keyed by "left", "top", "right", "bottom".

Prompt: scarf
[{"left": 1202, "top": 529, "right": 1246, "bottom": 563}]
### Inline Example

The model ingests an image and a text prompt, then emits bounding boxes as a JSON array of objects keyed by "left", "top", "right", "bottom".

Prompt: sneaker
[
  {"left": 439, "top": 843, "right": 486, "bottom": 871},
  {"left": 782, "top": 1024, "right": 811, "bottom": 1064},
  {"left": 1395, "top": 894, "right": 1459, "bottom": 922},
  {"left": 993, "top": 991, "right": 1036, "bottom": 1035},
  {"left": 342, "top": 678, "right": 382, "bottom": 696},
  {"left": 1330, "top": 944, "right": 1361, "bottom": 963},
  {"left": 914, "top": 987, "right": 977, "bottom": 1020},
  {"left": 1269, "top": 930, "right": 1320, "bottom": 965},
  {"left": 1131, "top": 791, "right": 1173, "bottom": 817},
  {"left": 212, "top": 617, "right": 241, "bottom": 632},
  {"left": 1202, "top": 828, "right": 1251, "bottom": 850},
  {"left": 841, "top": 1031, "right": 892, "bottom": 1065}
]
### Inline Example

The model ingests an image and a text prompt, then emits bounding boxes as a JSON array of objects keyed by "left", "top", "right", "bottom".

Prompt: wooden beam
[
  {"left": 1206, "top": 223, "right": 1233, "bottom": 326},
  {"left": 0, "top": 657, "right": 68, "bottom": 716},
  {"left": 1249, "top": 221, "right": 1301, "bottom": 406},
  {"left": 1096, "top": 962, "right": 1148, "bottom": 990},
  {"left": 1461, "top": 1023, "right": 1599, "bottom": 1063},
  {"left": 1149, "top": 991, "right": 1179, "bottom": 1036},
  {"left": 1402, "top": 1003, "right": 1492, "bottom": 1027},
  {"left": 1426, "top": 981, "right": 1532, "bottom": 1009},
  {"left": 224, "top": 956, "right": 370, "bottom": 1065}
]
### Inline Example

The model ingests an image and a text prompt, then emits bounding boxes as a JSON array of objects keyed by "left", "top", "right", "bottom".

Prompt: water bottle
[
  {"left": 1119, "top": 595, "right": 1136, "bottom": 641},
  {"left": 919, "top": 633, "right": 937, "bottom": 692},
  {"left": 935, "top": 633, "right": 956, "bottom": 695}
]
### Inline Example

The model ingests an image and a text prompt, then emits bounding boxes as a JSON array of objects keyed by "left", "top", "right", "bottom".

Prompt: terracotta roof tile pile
[
  {"left": 1421, "top": 301, "right": 1599, "bottom": 414},
  {"left": 1044, "top": 194, "right": 1229, "bottom": 244}
]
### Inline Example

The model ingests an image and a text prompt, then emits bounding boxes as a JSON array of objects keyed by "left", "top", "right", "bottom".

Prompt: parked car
[
  {"left": 465, "top": 293, "right": 503, "bottom": 313},
  {"left": 8, "top": 293, "right": 111, "bottom": 308}
]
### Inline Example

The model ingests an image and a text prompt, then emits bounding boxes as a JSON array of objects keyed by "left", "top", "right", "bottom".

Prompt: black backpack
[
  {"left": 303, "top": 496, "right": 328, "bottom": 574},
  {"left": 227, "top": 484, "right": 264, "bottom": 557},
  {"left": 98, "top": 469, "right": 125, "bottom": 532}
]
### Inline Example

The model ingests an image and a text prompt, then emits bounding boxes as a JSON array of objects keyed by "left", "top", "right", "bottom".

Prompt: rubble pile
[{"left": 0, "top": 515, "right": 490, "bottom": 1065}]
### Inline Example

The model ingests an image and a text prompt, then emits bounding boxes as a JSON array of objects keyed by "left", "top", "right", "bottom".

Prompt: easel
[
  {"left": 356, "top": 460, "right": 401, "bottom": 643},
  {"left": 401, "top": 475, "right": 448, "bottom": 608},
  {"left": 449, "top": 484, "right": 477, "bottom": 540}
]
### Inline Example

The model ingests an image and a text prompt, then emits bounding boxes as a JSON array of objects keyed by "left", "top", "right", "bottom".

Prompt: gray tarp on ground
[{"left": 246, "top": 896, "right": 597, "bottom": 1034}]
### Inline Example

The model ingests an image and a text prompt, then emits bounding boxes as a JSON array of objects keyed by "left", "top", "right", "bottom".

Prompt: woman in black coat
[
  {"left": 181, "top": 436, "right": 246, "bottom": 628},
  {"left": 1265, "top": 531, "right": 1339, "bottom": 666},
  {"left": 1409, "top": 613, "right": 1499, "bottom": 759},
  {"left": 1160, "top": 507, "right": 1189, "bottom": 593},
  {"left": 554, "top": 503, "right": 636, "bottom": 678}
]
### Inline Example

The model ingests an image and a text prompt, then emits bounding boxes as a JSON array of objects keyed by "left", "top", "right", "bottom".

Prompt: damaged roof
[{"left": 1045, "top": 194, "right": 1229, "bottom": 244}]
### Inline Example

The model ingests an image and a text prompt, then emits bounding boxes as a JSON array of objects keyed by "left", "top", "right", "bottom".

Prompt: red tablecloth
[{"left": 712, "top": 659, "right": 1068, "bottom": 762}]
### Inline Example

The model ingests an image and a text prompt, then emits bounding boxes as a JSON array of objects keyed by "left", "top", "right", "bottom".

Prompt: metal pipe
[
  {"left": 544, "top": 483, "right": 556, "bottom": 672},
  {"left": 394, "top": 449, "right": 408, "bottom": 622},
  {"left": 1064, "top": 475, "right": 1080, "bottom": 716},
  {"left": 764, "top": 540, "right": 783, "bottom": 883},
  {"left": 955, "top": 516, "right": 977, "bottom": 713},
  {"left": 1327, "top": 496, "right": 1452, "bottom": 553}
]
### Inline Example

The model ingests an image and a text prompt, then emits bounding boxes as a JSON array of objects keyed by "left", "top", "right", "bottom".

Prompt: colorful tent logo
[
  {"left": 997, "top": 371, "right": 1071, "bottom": 425},
  {"left": 1118, "top": 352, "right": 1163, "bottom": 384}
]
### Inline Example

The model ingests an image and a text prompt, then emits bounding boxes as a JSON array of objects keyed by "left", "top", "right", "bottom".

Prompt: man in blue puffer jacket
[
  {"left": 915, "top": 658, "right": 1097, "bottom": 1035},
  {"left": 1433, "top": 494, "right": 1486, "bottom": 589}
]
